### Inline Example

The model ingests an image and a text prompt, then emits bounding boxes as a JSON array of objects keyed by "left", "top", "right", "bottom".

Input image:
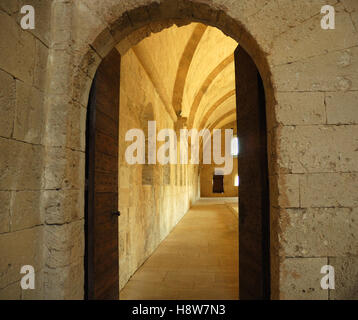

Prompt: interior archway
[
  {"left": 55, "top": 0, "right": 278, "bottom": 301},
  {"left": 0, "top": 0, "right": 354, "bottom": 301}
]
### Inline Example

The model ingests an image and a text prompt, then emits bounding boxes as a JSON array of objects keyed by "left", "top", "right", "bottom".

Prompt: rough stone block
[
  {"left": 44, "top": 261, "right": 84, "bottom": 300},
  {"left": 72, "top": 67, "right": 93, "bottom": 108},
  {"left": 276, "top": 92, "right": 325, "bottom": 125},
  {"left": 14, "top": 80, "right": 45, "bottom": 144},
  {"left": 0, "top": 191, "right": 11, "bottom": 234},
  {"left": 350, "top": 10, "right": 358, "bottom": 33},
  {"left": 0, "top": 281, "right": 21, "bottom": 300},
  {"left": 0, "top": 69, "right": 15, "bottom": 138},
  {"left": 326, "top": 92, "right": 358, "bottom": 125},
  {"left": 43, "top": 94, "right": 72, "bottom": 147},
  {"left": 0, "top": 0, "right": 19, "bottom": 14},
  {"left": 280, "top": 208, "right": 358, "bottom": 257},
  {"left": 300, "top": 173, "right": 358, "bottom": 208},
  {"left": 80, "top": 0, "right": 127, "bottom": 26},
  {"left": 44, "top": 147, "right": 84, "bottom": 190},
  {"left": 0, "top": 12, "right": 18, "bottom": 77},
  {"left": 66, "top": 103, "right": 86, "bottom": 152},
  {"left": 340, "top": 0, "right": 358, "bottom": 12},
  {"left": 92, "top": 27, "right": 117, "bottom": 59},
  {"left": 271, "top": 4, "right": 358, "bottom": 66},
  {"left": 21, "top": 268, "right": 43, "bottom": 300},
  {"left": 270, "top": 174, "right": 300, "bottom": 208},
  {"left": 12, "top": 191, "right": 43, "bottom": 232},
  {"left": 47, "top": 49, "right": 72, "bottom": 96},
  {"left": 43, "top": 189, "right": 84, "bottom": 225},
  {"left": 34, "top": 39, "right": 48, "bottom": 91},
  {"left": 77, "top": 47, "right": 101, "bottom": 80},
  {"left": 0, "top": 226, "right": 43, "bottom": 290},
  {"left": 278, "top": 125, "right": 358, "bottom": 173},
  {"left": 16, "top": 28, "right": 36, "bottom": 84},
  {"left": 330, "top": 257, "right": 358, "bottom": 300},
  {"left": 0, "top": 137, "right": 44, "bottom": 190},
  {"left": 280, "top": 257, "right": 328, "bottom": 300},
  {"left": 272, "top": 47, "right": 358, "bottom": 92},
  {"left": 72, "top": 0, "right": 107, "bottom": 56},
  {"left": 64, "top": 150, "right": 85, "bottom": 190},
  {"left": 51, "top": 0, "right": 72, "bottom": 50},
  {"left": 17, "top": 0, "right": 51, "bottom": 46},
  {"left": 246, "top": 0, "right": 337, "bottom": 55},
  {"left": 64, "top": 262, "right": 84, "bottom": 299},
  {"left": 44, "top": 220, "right": 84, "bottom": 269},
  {"left": 109, "top": 11, "right": 133, "bottom": 43},
  {"left": 43, "top": 146, "right": 67, "bottom": 190}
]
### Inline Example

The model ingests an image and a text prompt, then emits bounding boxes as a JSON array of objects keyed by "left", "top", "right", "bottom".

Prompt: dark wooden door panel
[
  {"left": 94, "top": 172, "right": 117, "bottom": 193},
  {"left": 95, "top": 112, "right": 118, "bottom": 138},
  {"left": 234, "top": 45, "right": 270, "bottom": 300},
  {"left": 95, "top": 132, "right": 118, "bottom": 156},
  {"left": 85, "top": 49, "right": 121, "bottom": 300},
  {"left": 94, "top": 152, "right": 117, "bottom": 172}
]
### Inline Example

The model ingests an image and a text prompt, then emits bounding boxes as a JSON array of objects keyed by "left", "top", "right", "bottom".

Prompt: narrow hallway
[{"left": 120, "top": 198, "right": 239, "bottom": 300}]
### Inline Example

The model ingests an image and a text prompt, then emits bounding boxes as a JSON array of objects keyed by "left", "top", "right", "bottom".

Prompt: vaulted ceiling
[{"left": 117, "top": 22, "right": 238, "bottom": 131}]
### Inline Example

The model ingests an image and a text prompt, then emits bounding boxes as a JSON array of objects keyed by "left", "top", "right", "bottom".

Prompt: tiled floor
[{"left": 120, "top": 197, "right": 239, "bottom": 300}]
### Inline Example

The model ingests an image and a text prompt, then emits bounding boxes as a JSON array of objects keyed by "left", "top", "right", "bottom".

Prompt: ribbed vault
[{"left": 117, "top": 22, "right": 238, "bottom": 136}]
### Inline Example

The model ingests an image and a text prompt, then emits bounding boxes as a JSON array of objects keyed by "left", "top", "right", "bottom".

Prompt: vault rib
[
  {"left": 187, "top": 54, "right": 234, "bottom": 128},
  {"left": 198, "top": 89, "right": 236, "bottom": 130},
  {"left": 172, "top": 24, "right": 207, "bottom": 116}
]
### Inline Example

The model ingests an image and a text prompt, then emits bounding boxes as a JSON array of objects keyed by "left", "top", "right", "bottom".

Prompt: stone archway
[
  {"left": 43, "top": 0, "right": 279, "bottom": 299},
  {"left": 0, "top": 0, "right": 355, "bottom": 301}
]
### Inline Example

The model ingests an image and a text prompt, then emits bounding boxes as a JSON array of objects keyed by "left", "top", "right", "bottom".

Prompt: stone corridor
[
  {"left": 120, "top": 198, "right": 239, "bottom": 300},
  {"left": 1, "top": 0, "right": 357, "bottom": 300}
]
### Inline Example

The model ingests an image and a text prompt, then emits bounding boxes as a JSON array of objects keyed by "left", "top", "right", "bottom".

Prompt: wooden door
[
  {"left": 234, "top": 46, "right": 270, "bottom": 299},
  {"left": 85, "top": 49, "right": 121, "bottom": 300}
]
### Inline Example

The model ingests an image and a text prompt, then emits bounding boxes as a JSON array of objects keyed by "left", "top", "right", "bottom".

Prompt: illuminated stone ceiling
[{"left": 117, "top": 22, "right": 238, "bottom": 131}]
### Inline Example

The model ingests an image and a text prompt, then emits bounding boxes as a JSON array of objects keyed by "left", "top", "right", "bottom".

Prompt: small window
[
  {"left": 213, "top": 175, "right": 224, "bottom": 193},
  {"left": 234, "top": 174, "right": 239, "bottom": 187},
  {"left": 231, "top": 137, "right": 239, "bottom": 157}
]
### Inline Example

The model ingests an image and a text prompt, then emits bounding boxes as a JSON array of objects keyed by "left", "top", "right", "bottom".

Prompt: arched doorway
[
  {"left": 84, "top": 14, "right": 271, "bottom": 300},
  {"left": 36, "top": 0, "right": 358, "bottom": 301}
]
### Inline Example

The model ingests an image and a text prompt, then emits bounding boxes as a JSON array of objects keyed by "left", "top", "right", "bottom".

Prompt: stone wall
[
  {"left": 118, "top": 48, "right": 199, "bottom": 289},
  {"left": 56, "top": 0, "right": 358, "bottom": 300},
  {"left": 269, "top": 1, "right": 358, "bottom": 298},
  {"left": 0, "top": 0, "right": 51, "bottom": 299},
  {"left": 0, "top": 0, "right": 357, "bottom": 300}
]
